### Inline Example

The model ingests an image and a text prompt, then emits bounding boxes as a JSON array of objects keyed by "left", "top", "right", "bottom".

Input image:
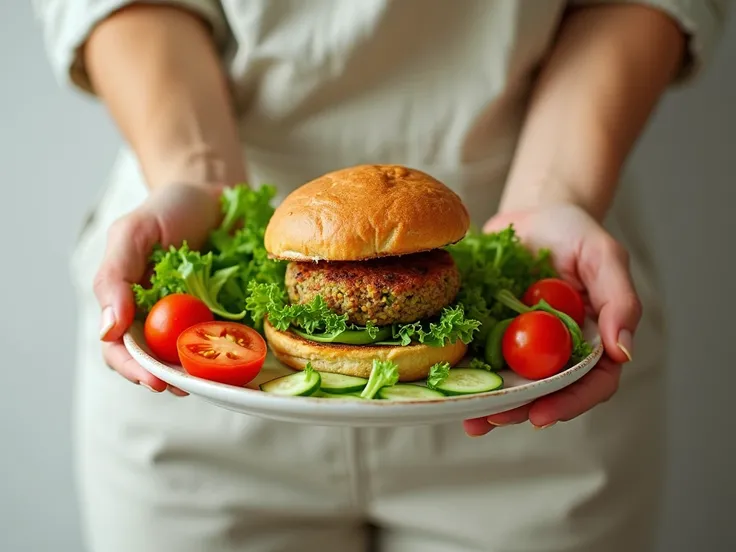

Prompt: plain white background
[{"left": 1, "top": 3, "right": 735, "bottom": 551}]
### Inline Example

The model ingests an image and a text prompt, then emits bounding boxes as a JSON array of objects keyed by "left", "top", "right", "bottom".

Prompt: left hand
[{"left": 463, "top": 204, "right": 642, "bottom": 436}]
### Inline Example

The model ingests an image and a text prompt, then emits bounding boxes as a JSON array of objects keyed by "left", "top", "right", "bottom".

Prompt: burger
[{"left": 257, "top": 164, "right": 479, "bottom": 382}]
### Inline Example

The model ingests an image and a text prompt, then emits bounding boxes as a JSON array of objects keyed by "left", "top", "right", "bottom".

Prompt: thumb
[
  {"left": 482, "top": 211, "right": 530, "bottom": 234},
  {"left": 93, "top": 214, "right": 161, "bottom": 342},
  {"left": 579, "top": 236, "right": 642, "bottom": 364}
]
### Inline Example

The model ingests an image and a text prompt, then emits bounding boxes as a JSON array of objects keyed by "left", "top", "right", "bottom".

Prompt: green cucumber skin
[
  {"left": 315, "top": 390, "right": 364, "bottom": 400},
  {"left": 434, "top": 369, "right": 504, "bottom": 396},
  {"left": 377, "top": 384, "right": 446, "bottom": 401},
  {"left": 260, "top": 371, "right": 321, "bottom": 396},
  {"left": 484, "top": 318, "right": 513, "bottom": 370},
  {"left": 317, "top": 372, "right": 368, "bottom": 394}
]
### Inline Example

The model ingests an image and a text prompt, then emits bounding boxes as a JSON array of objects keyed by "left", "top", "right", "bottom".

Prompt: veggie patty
[{"left": 284, "top": 250, "right": 461, "bottom": 326}]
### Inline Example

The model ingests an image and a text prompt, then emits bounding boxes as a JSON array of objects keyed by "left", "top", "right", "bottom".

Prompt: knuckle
[
  {"left": 618, "top": 290, "right": 644, "bottom": 323},
  {"left": 106, "top": 215, "right": 131, "bottom": 240},
  {"left": 627, "top": 293, "right": 644, "bottom": 322},
  {"left": 101, "top": 343, "right": 119, "bottom": 371}
]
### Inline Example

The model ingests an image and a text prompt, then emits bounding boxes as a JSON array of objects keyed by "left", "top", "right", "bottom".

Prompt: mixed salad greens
[{"left": 133, "top": 185, "right": 594, "bottom": 400}]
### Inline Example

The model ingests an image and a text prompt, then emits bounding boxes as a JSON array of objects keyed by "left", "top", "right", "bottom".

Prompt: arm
[
  {"left": 82, "top": 4, "right": 246, "bottom": 189},
  {"left": 498, "top": 4, "right": 686, "bottom": 222},
  {"left": 33, "top": 1, "right": 246, "bottom": 392},
  {"left": 466, "top": 2, "right": 724, "bottom": 433}
]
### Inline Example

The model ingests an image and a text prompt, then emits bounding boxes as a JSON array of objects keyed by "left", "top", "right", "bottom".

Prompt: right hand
[{"left": 94, "top": 182, "right": 223, "bottom": 395}]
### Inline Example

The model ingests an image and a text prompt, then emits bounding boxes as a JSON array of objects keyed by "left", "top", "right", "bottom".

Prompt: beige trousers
[{"left": 70, "top": 156, "right": 667, "bottom": 552}]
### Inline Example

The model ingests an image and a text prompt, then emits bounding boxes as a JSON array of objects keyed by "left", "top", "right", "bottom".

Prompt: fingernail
[
  {"left": 533, "top": 422, "right": 557, "bottom": 430},
  {"left": 488, "top": 419, "right": 522, "bottom": 427},
  {"left": 138, "top": 381, "right": 158, "bottom": 393},
  {"left": 99, "top": 307, "right": 115, "bottom": 340},
  {"left": 617, "top": 329, "right": 633, "bottom": 362}
]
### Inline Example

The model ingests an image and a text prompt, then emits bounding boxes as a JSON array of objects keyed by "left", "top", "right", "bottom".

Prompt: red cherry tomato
[
  {"left": 176, "top": 321, "right": 267, "bottom": 386},
  {"left": 144, "top": 294, "right": 215, "bottom": 363},
  {"left": 522, "top": 278, "right": 586, "bottom": 327},
  {"left": 501, "top": 311, "right": 572, "bottom": 380}
]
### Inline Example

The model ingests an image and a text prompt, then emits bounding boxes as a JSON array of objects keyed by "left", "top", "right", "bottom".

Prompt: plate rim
[{"left": 123, "top": 321, "right": 604, "bottom": 413}]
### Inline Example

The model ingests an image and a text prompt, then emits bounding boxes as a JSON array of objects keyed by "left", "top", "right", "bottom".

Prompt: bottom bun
[{"left": 264, "top": 318, "right": 467, "bottom": 382}]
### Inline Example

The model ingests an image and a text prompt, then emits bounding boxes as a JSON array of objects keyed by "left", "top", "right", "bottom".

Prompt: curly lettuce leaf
[
  {"left": 468, "top": 357, "right": 493, "bottom": 372},
  {"left": 426, "top": 361, "right": 450, "bottom": 389},
  {"left": 360, "top": 359, "right": 400, "bottom": 399},
  {"left": 132, "top": 244, "right": 186, "bottom": 312},
  {"left": 447, "top": 225, "right": 556, "bottom": 352},
  {"left": 132, "top": 242, "right": 245, "bottom": 319},
  {"left": 389, "top": 304, "right": 480, "bottom": 347},
  {"left": 133, "top": 185, "right": 286, "bottom": 328}
]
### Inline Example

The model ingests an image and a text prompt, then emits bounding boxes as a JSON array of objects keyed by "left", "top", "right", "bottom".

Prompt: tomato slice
[
  {"left": 522, "top": 278, "right": 587, "bottom": 328},
  {"left": 501, "top": 311, "right": 572, "bottom": 380},
  {"left": 176, "top": 322, "right": 267, "bottom": 386}
]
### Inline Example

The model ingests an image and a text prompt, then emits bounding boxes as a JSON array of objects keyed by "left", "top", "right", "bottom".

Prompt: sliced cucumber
[
  {"left": 314, "top": 390, "right": 365, "bottom": 400},
  {"left": 260, "top": 370, "right": 321, "bottom": 396},
  {"left": 318, "top": 372, "right": 369, "bottom": 394},
  {"left": 377, "top": 384, "right": 446, "bottom": 401},
  {"left": 434, "top": 368, "right": 504, "bottom": 396}
]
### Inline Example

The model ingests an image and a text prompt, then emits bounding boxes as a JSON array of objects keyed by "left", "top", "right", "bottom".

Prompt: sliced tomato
[
  {"left": 176, "top": 321, "right": 267, "bottom": 386},
  {"left": 522, "top": 278, "right": 586, "bottom": 327},
  {"left": 501, "top": 311, "right": 572, "bottom": 380},
  {"left": 144, "top": 294, "right": 215, "bottom": 363}
]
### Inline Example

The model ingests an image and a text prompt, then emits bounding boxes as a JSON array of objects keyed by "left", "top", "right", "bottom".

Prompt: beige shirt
[{"left": 34, "top": 0, "right": 727, "bottom": 342}]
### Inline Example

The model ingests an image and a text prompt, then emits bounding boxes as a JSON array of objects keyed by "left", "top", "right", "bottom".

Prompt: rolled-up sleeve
[
  {"left": 32, "top": 0, "right": 231, "bottom": 94},
  {"left": 568, "top": 0, "right": 729, "bottom": 82}
]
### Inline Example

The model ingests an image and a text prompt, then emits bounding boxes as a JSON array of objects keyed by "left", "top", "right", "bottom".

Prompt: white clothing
[{"left": 33, "top": 1, "right": 726, "bottom": 551}]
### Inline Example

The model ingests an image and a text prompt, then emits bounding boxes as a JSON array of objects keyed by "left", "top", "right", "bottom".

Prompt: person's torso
[
  {"left": 88, "top": 0, "right": 662, "bottom": 315},
  {"left": 218, "top": 0, "right": 566, "bottom": 223}
]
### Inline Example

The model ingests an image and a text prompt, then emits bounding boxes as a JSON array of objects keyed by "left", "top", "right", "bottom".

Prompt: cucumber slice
[
  {"left": 315, "top": 390, "right": 365, "bottom": 400},
  {"left": 377, "top": 384, "right": 446, "bottom": 401},
  {"left": 318, "top": 372, "right": 368, "bottom": 394},
  {"left": 434, "top": 368, "right": 504, "bottom": 396},
  {"left": 260, "top": 370, "right": 321, "bottom": 396}
]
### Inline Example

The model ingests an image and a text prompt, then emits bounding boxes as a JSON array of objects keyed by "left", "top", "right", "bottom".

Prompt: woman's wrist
[{"left": 498, "top": 169, "right": 617, "bottom": 223}]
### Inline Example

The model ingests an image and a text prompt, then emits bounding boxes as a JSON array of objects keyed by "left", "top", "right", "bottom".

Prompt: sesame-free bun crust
[
  {"left": 264, "top": 164, "right": 470, "bottom": 261},
  {"left": 264, "top": 319, "right": 467, "bottom": 382}
]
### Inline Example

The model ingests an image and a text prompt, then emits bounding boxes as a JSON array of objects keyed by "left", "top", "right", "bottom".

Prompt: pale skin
[{"left": 87, "top": 4, "right": 685, "bottom": 425}]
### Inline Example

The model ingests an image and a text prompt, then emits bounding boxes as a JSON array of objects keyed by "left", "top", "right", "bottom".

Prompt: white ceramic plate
[{"left": 124, "top": 320, "right": 603, "bottom": 427}]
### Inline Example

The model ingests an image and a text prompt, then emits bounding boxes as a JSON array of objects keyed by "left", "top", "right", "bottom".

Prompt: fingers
[
  {"left": 579, "top": 237, "right": 642, "bottom": 364},
  {"left": 463, "top": 405, "right": 531, "bottom": 436},
  {"left": 486, "top": 404, "right": 531, "bottom": 426},
  {"left": 526, "top": 358, "right": 622, "bottom": 427},
  {"left": 463, "top": 359, "right": 621, "bottom": 435},
  {"left": 103, "top": 341, "right": 168, "bottom": 392},
  {"left": 94, "top": 214, "right": 161, "bottom": 342},
  {"left": 103, "top": 341, "right": 188, "bottom": 396},
  {"left": 167, "top": 386, "right": 190, "bottom": 397},
  {"left": 463, "top": 417, "right": 495, "bottom": 437}
]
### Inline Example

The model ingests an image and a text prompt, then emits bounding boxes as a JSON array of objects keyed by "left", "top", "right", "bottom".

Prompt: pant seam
[{"left": 342, "top": 426, "right": 367, "bottom": 511}]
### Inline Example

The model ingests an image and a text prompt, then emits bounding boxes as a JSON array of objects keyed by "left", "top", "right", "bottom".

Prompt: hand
[
  {"left": 94, "top": 182, "right": 223, "bottom": 395},
  {"left": 463, "top": 204, "right": 641, "bottom": 436}
]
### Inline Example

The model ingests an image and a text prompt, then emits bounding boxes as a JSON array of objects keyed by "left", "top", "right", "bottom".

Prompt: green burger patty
[{"left": 284, "top": 249, "right": 461, "bottom": 327}]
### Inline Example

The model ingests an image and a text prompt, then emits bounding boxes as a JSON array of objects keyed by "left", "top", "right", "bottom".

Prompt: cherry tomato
[
  {"left": 144, "top": 294, "right": 215, "bottom": 363},
  {"left": 522, "top": 278, "right": 586, "bottom": 327},
  {"left": 176, "top": 321, "right": 267, "bottom": 386},
  {"left": 501, "top": 311, "right": 572, "bottom": 380}
]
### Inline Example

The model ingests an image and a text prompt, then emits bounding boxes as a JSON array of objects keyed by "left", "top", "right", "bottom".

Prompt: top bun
[{"left": 264, "top": 164, "right": 470, "bottom": 261}]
